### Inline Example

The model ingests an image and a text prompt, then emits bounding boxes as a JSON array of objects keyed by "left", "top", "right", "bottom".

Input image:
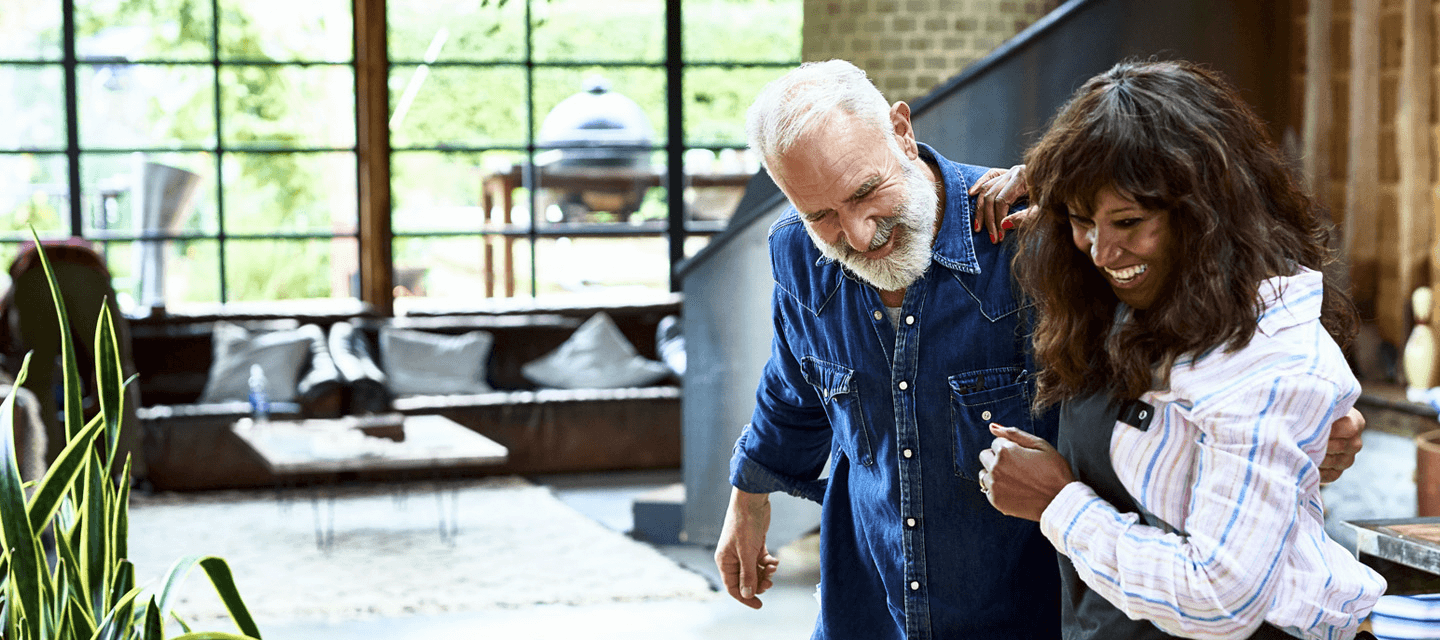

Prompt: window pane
[
  {"left": 219, "top": 0, "right": 351, "bottom": 62},
  {"left": 78, "top": 63, "right": 215, "bottom": 149},
  {"left": 683, "top": 0, "right": 801, "bottom": 63},
  {"left": 0, "top": 243, "right": 20, "bottom": 293},
  {"left": 389, "top": 0, "right": 525, "bottom": 62},
  {"left": 0, "top": 65, "right": 66, "bottom": 149},
  {"left": 76, "top": 1, "right": 212, "bottom": 61},
  {"left": 224, "top": 237, "right": 357, "bottom": 302},
  {"left": 392, "top": 235, "right": 491, "bottom": 301},
  {"left": 221, "top": 65, "right": 355, "bottom": 148},
  {"left": 393, "top": 150, "right": 523, "bottom": 233},
  {"left": 685, "top": 67, "right": 789, "bottom": 146},
  {"left": 534, "top": 236, "right": 668, "bottom": 294},
  {"left": 221, "top": 152, "right": 356, "bottom": 234},
  {"left": 534, "top": 68, "right": 666, "bottom": 144},
  {"left": 81, "top": 152, "right": 218, "bottom": 237},
  {"left": 168, "top": 238, "right": 221, "bottom": 305},
  {"left": 683, "top": 148, "right": 755, "bottom": 225},
  {"left": 388, "top": 65, "right": 527, "bottom": 148},
  {"left": 531, "top": 0, "right": 663, "bottom": 63},
  {"left": 92, "top": 240, "right": 140, "bottom": 311},
  {"left": 0, "top": 3, "right": 61, "bottom": 60},
  {"left": 0, "top": 153, "right": 68, "bottom": 236}
]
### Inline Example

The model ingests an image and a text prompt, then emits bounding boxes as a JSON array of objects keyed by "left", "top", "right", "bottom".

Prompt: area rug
[{"left": 125, "top": 477, "right": 715, "bottom": 628}]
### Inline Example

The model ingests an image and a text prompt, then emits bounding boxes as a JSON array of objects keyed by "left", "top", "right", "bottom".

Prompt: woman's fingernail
[
  {"left": 990, "top": 233, "right": 997, "bottom": 243},
  {"left": 1001, "top": 219, "right": 1014, "bottom": 230}
]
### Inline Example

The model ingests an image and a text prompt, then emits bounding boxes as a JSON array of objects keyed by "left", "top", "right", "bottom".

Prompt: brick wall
[{"left": 802, "top": 0, "right": 1061, "bottom": 102}]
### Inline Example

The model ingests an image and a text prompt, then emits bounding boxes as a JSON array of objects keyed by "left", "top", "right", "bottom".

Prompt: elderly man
[{"left": 713, "top": 59, "right": 1366, "bottom": 639}]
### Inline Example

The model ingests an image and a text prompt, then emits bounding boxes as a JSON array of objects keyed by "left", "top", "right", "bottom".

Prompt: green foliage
[{"left": 0, "top": 232, "right": 262, "bottom": 640}]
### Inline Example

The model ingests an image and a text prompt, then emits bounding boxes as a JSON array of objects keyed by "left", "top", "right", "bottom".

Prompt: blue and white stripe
[{"left": 1039, "top": 268, "right": 1387, "bottom": 640}]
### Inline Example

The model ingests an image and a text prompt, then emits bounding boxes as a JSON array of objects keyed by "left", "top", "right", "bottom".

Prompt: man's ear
[{"left": 890, "top": 101, "right": 919, "bottom": 160}]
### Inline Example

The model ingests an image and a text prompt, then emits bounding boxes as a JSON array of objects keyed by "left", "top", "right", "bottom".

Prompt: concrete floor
[
  {"left": 260, "top": 469, "right": 822, "bottom": 640},
  {"left": 256, "top": 423, "right": 1417, "bottom": 639}
]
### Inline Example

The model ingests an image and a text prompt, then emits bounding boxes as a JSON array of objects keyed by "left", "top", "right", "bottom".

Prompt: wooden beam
[
  {"left": 1399, "top": 0, "right": 1433, "bottom": 384},
  {"left": 1346, "top": 0, "right": 1382, "bottom": 327},
  {"left": 355, "top": 0, "right": 394, "bottom": 316},
  {"left": 1302, "top": 0, "right": 1332, "bottom": 206}
]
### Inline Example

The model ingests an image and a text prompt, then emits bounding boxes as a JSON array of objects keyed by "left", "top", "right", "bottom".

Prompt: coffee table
[{"left": 231, "top": 414, "right": 509, "bottom": 549}]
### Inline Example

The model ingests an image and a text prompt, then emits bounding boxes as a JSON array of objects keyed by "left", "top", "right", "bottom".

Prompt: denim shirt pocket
[
  {"left": 799, "top": 356, "right": 875, "bottom": 467},
  {"left": 949, "top": 366, "right": 1033, "bottom": 479}
]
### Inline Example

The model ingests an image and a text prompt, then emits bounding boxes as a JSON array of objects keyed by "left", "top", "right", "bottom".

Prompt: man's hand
[
  {"left": 715, "top": 487, "right": 780, "bottom": 609},
  {"left": 967, "top": 164, "right": 1034, "bottom": 244},
  {"left": 978, "top": 423, "right": 1074, "bottom": 521},
  {"left": 1321, "top": 407, "right": 1366, "bottom": 484}
]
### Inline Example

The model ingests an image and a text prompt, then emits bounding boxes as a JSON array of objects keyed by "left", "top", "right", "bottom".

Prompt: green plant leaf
[
  {"left": 153, "top": 556, "right": 262, "bottom": 640},
  {"left": 68, "top": 585, "right": 98, "bottom": 639},
  {"left": 97, "top": 561, "right": 136, "bottom": 640},
  {"left": 87, "top": 583, "right": 142, "bottom": 640},
  {"left": 26, "top": 414, "right": 106, "bottom": 535},
  {"left": 94, "top": 301, "right": 124, "bottom": 471},
  {"left": 85, "top": 450, "right": 110, "bottom": 618},
  {"left": 29, "top": 228, "right": 84, "bottom": 443},
  {"left": 55, "top": 519, "right": 90, "bottom": 621},
  {"left": 142, "top": 596, "right": 163, "bottom": 640},
  {"left": 0, "top": 352, "right": 42, "bottom": 640},
  {"left": 171, "top": 634, "right": 261, "bottom": 640},
  {"left": 114, "top": 456, "right": 131, "bottom": 571}
]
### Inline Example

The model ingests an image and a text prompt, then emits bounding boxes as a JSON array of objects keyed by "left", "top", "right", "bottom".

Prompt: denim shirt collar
[{"left": 811, "top": 142, "right": 982, "bottom": 278}]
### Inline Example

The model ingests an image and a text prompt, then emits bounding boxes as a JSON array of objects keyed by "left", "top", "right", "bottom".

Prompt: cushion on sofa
[
  {"left": 197, "top": 322, "right": 314, "bottom": 404},
  {"left": 521, "top": 312, "right": 671, "bottom": 389},
  {"left": 380, "top": 326, "right": 494, "bottom": 397}
]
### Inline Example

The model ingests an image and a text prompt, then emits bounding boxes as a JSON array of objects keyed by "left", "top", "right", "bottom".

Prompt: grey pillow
[
  {"left": 197, "top": 322, "right": 313, "bottom": 403},
  {"left": 522, "top": 312, "right": 672, "bottom": 389},
  {"left": 380, "top": 326, "right": 494, "bottom": 397}
]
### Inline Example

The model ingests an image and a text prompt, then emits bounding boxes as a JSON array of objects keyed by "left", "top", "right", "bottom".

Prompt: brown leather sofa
[{"left": 130, "top": 296, "right": 682, "bottom": 491}]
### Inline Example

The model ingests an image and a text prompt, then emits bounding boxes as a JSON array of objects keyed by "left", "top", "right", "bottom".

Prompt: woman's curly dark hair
[{"left": 1016, "top": 59, "right": 1357, "bottom": 408}]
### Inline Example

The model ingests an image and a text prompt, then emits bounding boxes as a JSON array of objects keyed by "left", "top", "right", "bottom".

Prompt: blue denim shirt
[{"left": 730, "top": 144, "right": 1062, "bottom": 640}]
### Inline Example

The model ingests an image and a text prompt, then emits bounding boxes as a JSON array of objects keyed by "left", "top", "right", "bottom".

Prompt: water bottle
[{"left": 248, "top": 363, "right": 270, "bottom": 423}]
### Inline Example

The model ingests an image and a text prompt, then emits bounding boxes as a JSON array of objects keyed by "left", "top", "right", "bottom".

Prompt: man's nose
[{"left": 837, "top": 207, "right": 878, "bottom": 252}]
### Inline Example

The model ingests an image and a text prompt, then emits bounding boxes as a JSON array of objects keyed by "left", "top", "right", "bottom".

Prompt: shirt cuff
[
  {"left": 729, "top": 426, "right": 828, "bottom": 503},
  {"left": 1039, "top": 480, "right": 1103, "bottom": 555}
]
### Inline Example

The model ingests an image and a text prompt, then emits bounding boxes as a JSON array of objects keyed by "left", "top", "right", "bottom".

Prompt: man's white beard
[{"left": 806, "top": 150, "right": 939, "bottom": 292}]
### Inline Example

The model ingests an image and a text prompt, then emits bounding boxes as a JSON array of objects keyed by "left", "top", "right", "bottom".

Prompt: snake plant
[{"left": 1, "top": 233, "right": 262, "bottom": 640}]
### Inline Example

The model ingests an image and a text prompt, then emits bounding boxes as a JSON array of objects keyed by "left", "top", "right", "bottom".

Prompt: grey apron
[{"left": 1055, "top": 392, "right": 1294, "bottom": 640}]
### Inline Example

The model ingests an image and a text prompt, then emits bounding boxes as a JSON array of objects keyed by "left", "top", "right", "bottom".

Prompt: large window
[{"left": 0, "top": 0, "right": 799, "bottom": 313}]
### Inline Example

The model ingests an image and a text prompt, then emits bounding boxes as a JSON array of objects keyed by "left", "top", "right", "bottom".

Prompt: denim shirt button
[
  {"left": 906, "top": 517, "right": 916, "bottom": 528},
  {"left": 981, "top": 410, "right": 991, "bottom": 421},
  {"left": 903, "top": 448, "right": 913, "bottom": 459},
  {"left": 873, "top": 309, "right": 883, "bottom": 321},
  {"left": 898, "top": 380, "right": 909, "bottom": 391},
  {"left": 909, "top": 581, "right": 920, "bottom": 591},
  {"left": 905, "top": 315, "right": 915, "bottom": 325}
]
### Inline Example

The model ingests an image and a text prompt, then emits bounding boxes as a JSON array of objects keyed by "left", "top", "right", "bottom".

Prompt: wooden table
[
  {"left": 1345, "top": 517, "right": 1440, "bottom": 594},
  {"left": 231, "top": 414, "right": 509, "bottom": 548}
]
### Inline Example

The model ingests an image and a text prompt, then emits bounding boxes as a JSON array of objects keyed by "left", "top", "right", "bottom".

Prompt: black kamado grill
[{"left": 536, "top": 76, "right": 656, "bottom": 222}]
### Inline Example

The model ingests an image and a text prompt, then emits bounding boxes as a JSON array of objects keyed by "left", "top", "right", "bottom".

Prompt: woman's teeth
[{"left": 1105, "top": 264, "right": 1146, "bottom": 283}]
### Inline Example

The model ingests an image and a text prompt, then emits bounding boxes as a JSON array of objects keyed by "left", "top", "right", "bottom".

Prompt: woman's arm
[{"left": 1035, "top": 373, "right": 1343, "bottom": 640}]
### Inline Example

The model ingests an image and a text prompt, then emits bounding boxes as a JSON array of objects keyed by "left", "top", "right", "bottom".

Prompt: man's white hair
[{"left": 745, "top": 60, "right": 892, "bottom": 168}]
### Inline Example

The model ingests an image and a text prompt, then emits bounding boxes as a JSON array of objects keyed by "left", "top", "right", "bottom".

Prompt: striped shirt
[{"left": 1039, "top": 268, "right": 1386, "bottom": 640}]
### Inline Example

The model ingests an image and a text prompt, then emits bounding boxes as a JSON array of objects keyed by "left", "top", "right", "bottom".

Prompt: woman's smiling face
[{"left": 1068, "top": 186, "right": 1176, "bottom": 310}]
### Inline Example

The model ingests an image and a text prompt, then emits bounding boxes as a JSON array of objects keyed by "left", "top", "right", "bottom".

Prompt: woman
[{"left": 977, "top": 60, "right": 1385, "bottom": 640}]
